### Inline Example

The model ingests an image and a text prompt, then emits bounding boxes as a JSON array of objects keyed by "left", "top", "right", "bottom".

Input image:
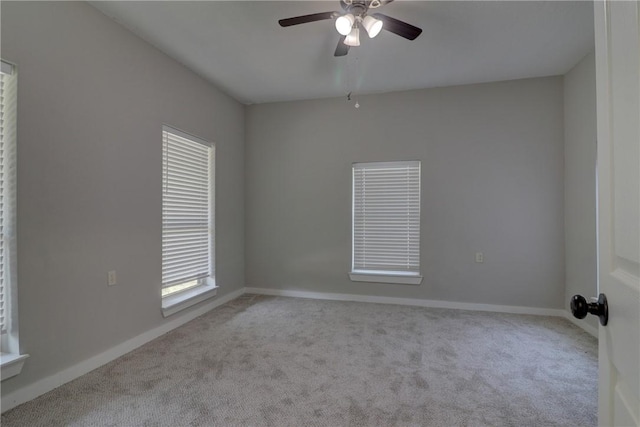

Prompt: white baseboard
[
  {"left": 1, "top": 287, "right": 245, "bottom": 413},
  {"left": 563, "top": 310, "right": 599, "bottom": 338},
  {"left": 244, "top": 287, "right": 566, "bottom": 317}
]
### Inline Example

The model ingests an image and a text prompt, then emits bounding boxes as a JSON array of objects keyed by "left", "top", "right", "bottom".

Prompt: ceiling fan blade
[
  {"left": 334, "top": 36, "right": 350, "bottom": 56},
  {"left": 279, "top": 12, "right": 338, "bottom": 27},
  {"left": 372, "top": 13, "right": 422, "bottom": 40}
]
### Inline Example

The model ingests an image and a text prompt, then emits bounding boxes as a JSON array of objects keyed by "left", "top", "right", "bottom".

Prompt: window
[
  {"left": 1, "top": 59, "right": 28, "bottom": 380},
  {"left": 350, "top": 161, "right": 422, "bottom": 285},
  {"left": 161, "top": 125, "right": 216, "bottom": 317}
]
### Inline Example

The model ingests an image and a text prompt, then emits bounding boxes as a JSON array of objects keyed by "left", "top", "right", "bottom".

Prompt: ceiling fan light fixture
[
  {"left": 335, "top": 13, "right": 355, "bottom": 36},
  {"left": 362, "top": 15, "right": 383, "bottom": 38},
  {"left": 344, "top": 27, "right": 360, "bottom": 46}
]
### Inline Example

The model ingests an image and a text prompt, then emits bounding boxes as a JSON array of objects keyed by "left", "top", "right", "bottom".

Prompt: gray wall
[
  {"left": 564, "top": 52, "right": 598, "bottom": 329},
  {"left": 1, "top": 2, "right": 244, "bottom": 396},
  {"left": 246, "top": 77, "right": 565, "bottom": 309}
]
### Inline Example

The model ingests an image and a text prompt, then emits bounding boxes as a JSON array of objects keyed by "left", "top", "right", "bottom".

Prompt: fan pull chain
[{"left": 345, "top": 53, "right": 361, "bottom": 109}]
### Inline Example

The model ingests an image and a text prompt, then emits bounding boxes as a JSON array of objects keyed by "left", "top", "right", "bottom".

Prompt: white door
[{"left": 594, "top": 0, "right": 640, "bottom": 426}]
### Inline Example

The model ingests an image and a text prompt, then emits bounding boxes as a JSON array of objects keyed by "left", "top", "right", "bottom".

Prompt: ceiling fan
[{"left": 278, "top": 0, "right": 423, "bottom": 57}]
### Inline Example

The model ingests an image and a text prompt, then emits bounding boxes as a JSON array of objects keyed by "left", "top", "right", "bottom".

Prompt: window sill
[
  {"left": 349, "top": 271, "right": 423, "bottom": 285},
  {"left": 161, "top": 280, "right": 217, "bottom": 318},
  {"left": 1, "top": 353, "right": 29, "bottom": 381}
]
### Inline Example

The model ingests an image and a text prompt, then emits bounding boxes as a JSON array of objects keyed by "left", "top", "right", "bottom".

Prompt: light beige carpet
[{"left": 2, "top": 294, "right": 597, "bottom": 426}]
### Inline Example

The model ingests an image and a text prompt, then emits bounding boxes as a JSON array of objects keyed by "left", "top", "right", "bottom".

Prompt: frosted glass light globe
[
  {"left": 335, "top": 14, "right": 355, "bottom": 36},
  {"left": 362, "top": 15, "right": 383, "bottom": 38}
]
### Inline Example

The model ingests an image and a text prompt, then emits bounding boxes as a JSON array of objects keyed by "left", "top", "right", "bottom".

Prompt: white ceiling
[{"left": 91, "top": 1, "right": 594, "bottom": 105}]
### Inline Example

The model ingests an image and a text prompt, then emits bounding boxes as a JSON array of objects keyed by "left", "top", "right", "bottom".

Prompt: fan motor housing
[{"left": 341, "top": 0, "right": 382, "bottom": 13}]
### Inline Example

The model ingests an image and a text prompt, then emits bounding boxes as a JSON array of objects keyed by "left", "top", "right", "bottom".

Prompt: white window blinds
[
  {"left": 162, "top": 126, "right": 214, "bottom": 289},
  {"left": 0, "top": 61, "right": 17, "bottom": 334},
  {"left": 352, "top": 161, "right": 421, "bottom": 275}
]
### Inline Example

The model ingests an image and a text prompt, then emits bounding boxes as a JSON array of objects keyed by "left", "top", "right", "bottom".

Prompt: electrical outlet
[
  {"left": 108, "top": 270, "right": 117, "bottom": 286},
  {"left": 475, "top": 252, "right": 484, "bottom": 263}
]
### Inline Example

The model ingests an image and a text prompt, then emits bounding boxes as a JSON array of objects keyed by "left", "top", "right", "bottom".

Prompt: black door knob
[{"left": 570, "top": 293, "right": 608, "bottom": 326}]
